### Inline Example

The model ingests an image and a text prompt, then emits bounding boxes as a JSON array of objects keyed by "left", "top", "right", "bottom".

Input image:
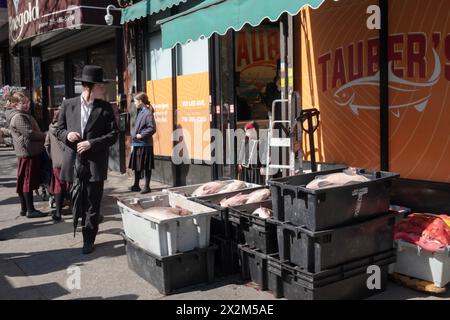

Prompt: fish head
[{"left": 334, "top": 87, "right": 356, "bottom": 107}]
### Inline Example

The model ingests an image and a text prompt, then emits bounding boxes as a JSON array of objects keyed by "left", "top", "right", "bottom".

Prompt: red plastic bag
[{"left": 394, "top": 213, "right": 450, "bottom": 252}]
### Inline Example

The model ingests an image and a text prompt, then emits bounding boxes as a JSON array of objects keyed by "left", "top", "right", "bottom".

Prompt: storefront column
[
  {"left": 379, "top": 0, "right": 389, "bottom": 171},
  {"left": 279, "top": 14, "right": 295, "bottom": 177},
  {"left": 116, "top": 27, "right": 127, "bottom": 173},
  {"left": 209, "top": 35, "right": 219, "bottom": 181}
]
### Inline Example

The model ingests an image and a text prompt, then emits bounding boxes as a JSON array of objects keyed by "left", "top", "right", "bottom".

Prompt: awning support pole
[{"left": 380, "top": 0, "right": 389, "bottom": 171}]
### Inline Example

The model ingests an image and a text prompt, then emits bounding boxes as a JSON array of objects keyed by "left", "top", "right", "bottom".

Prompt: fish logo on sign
[
  {"left": 13, "top": 0, "right": 20, "bottom": 13},
  {"left": 334, "top": 48, "right": 441, "bottom": 118}
]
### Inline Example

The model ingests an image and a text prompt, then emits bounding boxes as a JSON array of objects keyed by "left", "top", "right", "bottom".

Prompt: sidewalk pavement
[{"left": 0, "top": 147, "right": 448, "bottom": 300}]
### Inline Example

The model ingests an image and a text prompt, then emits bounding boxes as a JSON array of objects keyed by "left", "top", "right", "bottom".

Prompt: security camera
[
  {"left": 105, "top": 13, "right": 113, "bottom": 25},
  {"left": 105, "top": 5, "right": 116, "bottom": 26}
]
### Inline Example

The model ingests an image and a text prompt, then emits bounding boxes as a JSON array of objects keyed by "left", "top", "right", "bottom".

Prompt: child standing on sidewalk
[{"left": 45, "top": 108, "right": 72, "bottom": 222}]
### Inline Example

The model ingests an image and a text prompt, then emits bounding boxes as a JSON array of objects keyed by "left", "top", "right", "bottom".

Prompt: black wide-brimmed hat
[{"left": 74, "top": 65, "right": 111, "bottom": 84}]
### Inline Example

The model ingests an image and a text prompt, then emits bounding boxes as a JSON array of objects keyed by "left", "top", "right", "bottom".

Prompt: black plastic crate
[
  {"left": 122, "top": 232, "right": 216, "bottom": 295},
  {"left": 238, "top": 244, "right": 269, "bottom": 290},
  {"left": 267, "top": 250, "right": 396, "bottom": 300},
  {"left": 275, "top": 213, "right": 396, "bottom": 273},
  {"left": 210, "top": 235, "right": 240, "bottom": 276},
  {"left": 229, "top": 201, "right": 278, "bottom": 254},
  {"left": 268, "top": 168, "right": 399, "bottom": 230},
  {"left": 192, "top": 187, "right": 266, "bottom": 239},
  {"left": 192, "top": 187, "right": 267, "bottom": 241},
  {"left": 237, "top": 244, "right": 283, "bottom": 297}
]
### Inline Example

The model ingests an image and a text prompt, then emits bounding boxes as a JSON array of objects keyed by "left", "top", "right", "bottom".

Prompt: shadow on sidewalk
[
  {"left": 0, "top": 239, "right": 126, "bottom": 277},
  {"left": 0, "top": 195, "right": 51, "bottom": 207},
  {"left": 0, "top": 196, "right": 22, "bottom": 206},
  {"left": 0, "top": 177, "right": 16, "bottom": 182},
  {"left": 0, "top": 183, "right": 16, "bottom": 188},
  {"left": 0, "top": 275, "right": 70, "bottom": 300},
  {"left": 0, "top": 218, "right": 72, "bottom": 240}
]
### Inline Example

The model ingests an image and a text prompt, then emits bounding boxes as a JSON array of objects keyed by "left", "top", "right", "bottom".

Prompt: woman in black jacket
[{"left": 128, "top": 92, "right": 156, "bottom": 194}]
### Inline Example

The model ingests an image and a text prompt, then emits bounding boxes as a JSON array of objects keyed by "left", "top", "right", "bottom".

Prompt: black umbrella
[{"left": 71, "top": 153, "right": 92, "bottom": 237}]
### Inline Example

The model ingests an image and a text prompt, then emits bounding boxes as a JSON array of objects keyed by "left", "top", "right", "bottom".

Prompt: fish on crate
[
  {"left": 252, "top": 207, "right": 273, "bottom": 219},
  {"left": 141, "top": 207, "right": 192, "bottom": 220},
  {"left": 306, "top": 168, "right": 370, "bottom": 190},
  {"left": 191, "top": 181, "right": 226, "bottom": 197},
  {"left": 219, "top": 180, "right": 247, "bottom": 193},
  {"left": 220, "top": 193, "right": 251, "bottom": 208},
  {"left": 246, "top": 189, "right": 271, "bottom": 204}
]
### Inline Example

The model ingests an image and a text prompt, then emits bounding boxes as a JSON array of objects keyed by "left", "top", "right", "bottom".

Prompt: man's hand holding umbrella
[
  {"left": 67, "top": 132, "right": 91, "bottom": 154},
  {"left": 77, "top": 141, "right": 91, "bottom": 154}
]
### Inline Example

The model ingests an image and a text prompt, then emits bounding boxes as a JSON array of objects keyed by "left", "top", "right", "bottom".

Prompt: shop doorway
[{"left": 212, "top": 22, "right": 281, "bottom": 182}]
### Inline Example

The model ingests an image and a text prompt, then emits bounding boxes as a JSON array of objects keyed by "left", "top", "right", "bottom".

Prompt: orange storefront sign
[
  {"left": 298, "top": 0, "right": 450, "bottom": 183},
  {"left": 388, "top": 0, "right": 450, "bottom": 183},
  {"left": 146, "top": 78, "right": 174, "bottom": 157},
  {"left": 176, "top": 72, "right": 211, "bottom": 161}
]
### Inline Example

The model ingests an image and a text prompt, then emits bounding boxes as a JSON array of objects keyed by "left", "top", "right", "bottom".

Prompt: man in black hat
[{"left": 56, "top": 65, "right": 118, "bottom": 254}]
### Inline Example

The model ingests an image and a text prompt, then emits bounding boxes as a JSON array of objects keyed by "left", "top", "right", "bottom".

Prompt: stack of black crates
[
  {"left": 237, "top": 167, "right": 401, "bottom": 300},
  {"left": 193, "top": 187, "right": 275, "bottom": 276}
]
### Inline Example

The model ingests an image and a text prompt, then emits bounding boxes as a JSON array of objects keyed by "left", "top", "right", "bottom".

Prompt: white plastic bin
[
  {"left": 163, "top": 180, "right": 262, "bottom": 201},
  {"left": 118, "top": 194, "right": 218, "bottom": 256},
  {"left": 393, "top": 240, "right": 450, "bottom": 288}
]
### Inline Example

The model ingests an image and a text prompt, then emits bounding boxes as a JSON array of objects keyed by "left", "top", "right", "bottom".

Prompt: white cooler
[
  {"left": 393, "top": 240, "right": 450, "bottom": 288},
  {"left": 118, "top": 194, "right": 218, "bottom": 256}
]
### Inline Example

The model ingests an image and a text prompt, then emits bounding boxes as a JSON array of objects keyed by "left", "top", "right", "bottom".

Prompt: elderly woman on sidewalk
[{"left": 6, "top": 92, "right": 47, "bottom": 218}]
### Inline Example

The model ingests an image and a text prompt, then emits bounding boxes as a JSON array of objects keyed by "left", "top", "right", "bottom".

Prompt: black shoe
[
  {"left": 26, "top": 210, "right": 48, "bottom": 218},
  {"left": 128, "top": 185, "right": 141, "bottom": 192},
  {"left": 82, "top": 242, "right": 95, "bottom": 255},
  {"left": 20, "top": 211, "right": 26, "bottom": 217},
  {"left": 52, "top": 212, "right": 62, "bottom": 223},
  {"left": 140, "top": 187, "right": 151, "bottom": 194}
]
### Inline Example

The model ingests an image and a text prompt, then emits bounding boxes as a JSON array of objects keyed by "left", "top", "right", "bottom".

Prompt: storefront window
[
  {"left": 11, "top": 55, "right": 21, "bottom": 86},
  {"left": 88, "top": 41, "right": 117, "bottom": 103},
  {"left": 147, "top": 32, "right": 172, "bottom": 80},
  {"left": 175, "top": 38, "right": 211, "bottom": 161},
  {"left": 71, "top": 52, "right": 86, "bottom": 96},
  {"left": 176, "top": 39, "right": 209, "bottom": 76},
  {"left": 48, "top": 60, "right": 65, "bottom": 107},
  {"left": 235, "top": 24, "right": 280, "bottom": 122},
  {"left": 144, "top": 30, "right": 174, "bottom": 157}
]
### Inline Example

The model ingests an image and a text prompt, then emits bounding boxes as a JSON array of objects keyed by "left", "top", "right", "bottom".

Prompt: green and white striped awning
[
  {"left": 121, "top": 0, "right": 189, "bottom": 24},
  {"left": 158, "top": 0, "right": 326, "bottom": 49}
]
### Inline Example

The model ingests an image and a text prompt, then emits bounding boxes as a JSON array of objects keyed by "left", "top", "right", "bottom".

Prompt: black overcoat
[{"left": 56, "top": 96, "right": 119, "bottom": 182}]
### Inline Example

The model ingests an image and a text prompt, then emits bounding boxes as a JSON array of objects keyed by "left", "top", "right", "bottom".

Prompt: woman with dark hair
[
  {"left": 128, "top": 92, "right": 156, "bottom": 194},
  {"left": 6, "top": 92, "right": 47, "bottom": 218}
]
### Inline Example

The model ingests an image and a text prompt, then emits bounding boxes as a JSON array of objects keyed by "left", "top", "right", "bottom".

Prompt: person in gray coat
[{"left": 6, "top": 92, "right": 47, "bottom": 218}]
